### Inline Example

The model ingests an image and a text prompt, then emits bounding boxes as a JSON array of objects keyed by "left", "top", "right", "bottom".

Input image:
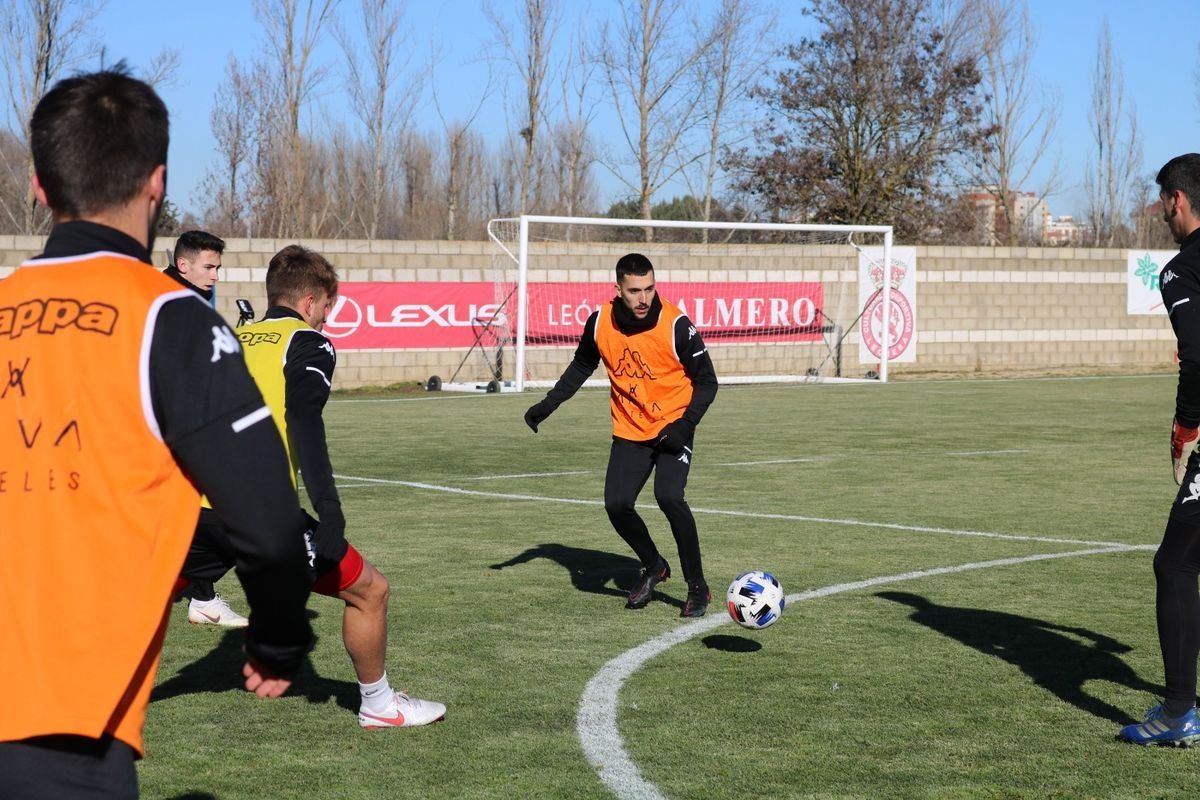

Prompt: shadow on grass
[
  {"left": 489, "top": 542, "right": 684, "bottom": 609},
  {"left": 152, "top": 611, "right": 358, "bottom": 713},
  {"left": 876, "top": 591, "right": 1162, "bottom": 725},
  {"left": 701, "top": 634, "right": 763, "bottom": 653}
]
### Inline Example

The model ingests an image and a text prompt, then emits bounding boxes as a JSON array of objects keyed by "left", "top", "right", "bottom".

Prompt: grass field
[{"left": 142, "top": 374, "right": 1195, "bottom": 799}]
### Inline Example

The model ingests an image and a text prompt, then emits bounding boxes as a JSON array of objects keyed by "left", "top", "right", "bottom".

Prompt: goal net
[{"left": 486, "top": 215, "right": 897, "bottom": 391}]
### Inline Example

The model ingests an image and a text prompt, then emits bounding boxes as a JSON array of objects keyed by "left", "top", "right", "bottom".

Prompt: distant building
[
  {"left": 963, "top": 187, "right": 1081, "bottom": 245},
  {"left": 1043, "top": 215, "right": 1084, "bottom": 245}
]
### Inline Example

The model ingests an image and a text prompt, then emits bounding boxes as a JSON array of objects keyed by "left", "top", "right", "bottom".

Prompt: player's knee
[
  {"left": 359, "top": 564, "right": 390, "bottom": 608},
  {"left": 372, "top": 568, "right": 391, "bottom": 605},
  {"left": 653, "top": 491, "right": 687, "bottom": 514},
  {"left": 605, "top": 496, "right": 636, "bottom": 518},
  {"left": 341, "top": 562, "right": 390, "bottom": 610}
]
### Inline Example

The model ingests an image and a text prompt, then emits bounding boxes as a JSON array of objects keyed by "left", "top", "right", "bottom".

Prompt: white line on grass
[
  {"left": 329, "top": 471, "right": 1156, "bottom": 795},
  {"left": 327, "top": 393, "right": 498, "bottom": 404},
  {"left": 576, "top": 544, "right": 1151, "bottom": 800},
  {"left": 710, "top": 457, "right": 827, "bottom": 466},
  {"left": 945, "top": 449, "right": 1033, "bottom": 456},
  {"left": 463, "top": 470, "right": 592, "bottom": 481},
  {"left": 333, "top": 473, "right": 1144, "bottom": 550}
]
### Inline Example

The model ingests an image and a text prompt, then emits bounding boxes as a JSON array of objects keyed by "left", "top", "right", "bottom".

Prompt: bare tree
[
  {"left": 430, "top": 49, "right": 493, "bottom": 240},
  {"left": 1084, "top": 19, "right": 1142, "bottom": 248},
  {"left": 691, "top": 0, "right": 774, "bottom": 242},
  {"left": 490, "top": 134, "right": 522, "bottom": 217},
  {"left": 252, "top": 0, "right": 337, "bottom": 238},
  {"left": 1132, "top": 173, "right": 1175, "bottom": 249},
  {"left": 486, "top": 0, "right": 559, "bottom": 215},
  {"left": 962, "top": 0, "right": 1060, "bottom": 246},
  {"left": 598, "top": 0, "right": 714, "bottom": 239},
  {"left": 547, "top": 19, "right": 598, "bottom": 223},
  {"left": 398, "top": 129, "right": 442, "bottom": 238},
  {"left": 0, "top": 0, "right": 102, "bottom": 234},
  {"left": 201, "top": 57, "right": 261, "bottom": 236},
  {"left": 140, "top": 48, "right": 182, "bottom": 89},
  {"left": 335, "top": 0, "right": 424, "bottom": 238},
  {"left": 443, "top": 121, "right": 491, "bottom": 240}
]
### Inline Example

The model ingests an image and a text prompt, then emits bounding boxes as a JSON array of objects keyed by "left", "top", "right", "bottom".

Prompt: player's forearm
[
  {"left": 286, "top": 408, "right": 340, "bottom": 511},
  {"left": 545, "top": 357, "right": 595, "bottom": 407},
  {"left": 171, "top": 411, "right": 314, "bottom": 675},
  {"left": 678, "top": 322, "right": 718, "bottom": 427},
  {"left": 1176, "top": 364, "right": 1200, "bottom": 427},
  {"left": 682, "top": 370, "right": 718, "bottom": 428},
  {"left": 1173, "top": 310, "right": 1200, "bottom": 425}
]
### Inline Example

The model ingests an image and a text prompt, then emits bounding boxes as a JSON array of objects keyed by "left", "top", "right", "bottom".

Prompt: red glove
[{"left": 1172, "top": 418, "right": 1199, "bottom": 485}]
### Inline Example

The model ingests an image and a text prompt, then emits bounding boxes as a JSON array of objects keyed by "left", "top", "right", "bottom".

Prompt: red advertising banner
[
  {"left": 528, "top": 282, "right": 826, "bottom": 344},
  {"left": 322, "top": 282, "right": 504, "bottom": 349},
  {"left": 323, "top": 281, "right": 825, "bottom": 350}
]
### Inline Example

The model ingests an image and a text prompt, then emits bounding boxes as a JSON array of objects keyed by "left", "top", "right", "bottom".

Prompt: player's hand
[
  {"left": 243, "top": 659, "right": 293, "bottom": 698},
  {"left": 1172, "top": 418, "right": 1200, "bottom": 485},
  {"left": 524, "top": 400, "right": 553, "bottom": 432},
  {"left": 655, "top": 419, "right": 694, "bottom": 453}
]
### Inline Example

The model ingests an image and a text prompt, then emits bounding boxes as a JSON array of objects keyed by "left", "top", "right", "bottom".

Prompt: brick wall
[{"left": 0, "top": 235, "right": 1174, "bottom": 388}]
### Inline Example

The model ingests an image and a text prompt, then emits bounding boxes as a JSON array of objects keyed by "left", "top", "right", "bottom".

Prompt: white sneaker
[
  {"left": 187, "top": 594, "right": 249, "bottom": 628},
  {"left": 358, "top": 690, "right": 447, "bottom": 729}
]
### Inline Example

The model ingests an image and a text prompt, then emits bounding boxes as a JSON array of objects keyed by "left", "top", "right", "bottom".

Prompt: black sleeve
[
  {"left": 543, "top": 311, "right": 602, "bottom": 409},
  {"left": 150, "top": 298, "right": 313, "bottom": 675},
  {"left": 282, "top": 330, "right": 341, "bottom": 523},
  {"left": 1163, "top": 262, "right": 1200, "bottom": 426},
  {"left": 674, "top": 315, "right": 718, "bottom": 427}
]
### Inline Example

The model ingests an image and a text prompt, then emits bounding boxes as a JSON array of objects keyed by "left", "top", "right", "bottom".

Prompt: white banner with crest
[{"left": 858, "top": 246, "right": 918, "bottom": 364}]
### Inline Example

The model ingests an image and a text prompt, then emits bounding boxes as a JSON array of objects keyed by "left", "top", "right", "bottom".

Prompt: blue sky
[{"left": 14, "top": 0, "right": 1198, "bottom": 222}]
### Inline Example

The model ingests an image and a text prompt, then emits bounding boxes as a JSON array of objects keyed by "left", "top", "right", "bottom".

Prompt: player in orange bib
[
  {"left": 524, "top": 253, "right": 719, "bottom": 616},
  {"left": 0, "top": 67, "right": 312, "bottom": 799}
]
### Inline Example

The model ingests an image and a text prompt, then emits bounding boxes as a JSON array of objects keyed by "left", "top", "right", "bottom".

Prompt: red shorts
[{"left": 310, "top": 542, "right": 364, "bottom": 597}]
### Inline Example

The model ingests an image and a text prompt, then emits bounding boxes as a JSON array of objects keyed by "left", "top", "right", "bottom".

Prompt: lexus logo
[{"left": 323, "top": 295, "right": 363, "bottom": 339}]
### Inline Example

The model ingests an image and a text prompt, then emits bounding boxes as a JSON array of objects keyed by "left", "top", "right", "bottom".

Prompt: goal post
[{"left": 486, "top": 214, "right": 897, "bottom": 391}]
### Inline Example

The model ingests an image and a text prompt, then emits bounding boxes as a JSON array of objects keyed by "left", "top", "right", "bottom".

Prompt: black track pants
[
  {"left": 1156, "top": 516, "right": 1200, "bottom": 715},
  {"left": 603, "top": 436, "right": 705, "bottom": 587}
]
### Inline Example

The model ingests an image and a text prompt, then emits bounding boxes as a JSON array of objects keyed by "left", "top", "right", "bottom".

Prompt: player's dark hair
[
  {"left": 175, "top": 230, "right": 226, "bottom": 263},
  {"left": 30, "top": 63, "right": 168, "bottom": 219},
  {"left": 616, "top": 253, "right": 654, "bottom": 284},
  {"left": 1156, "top": 154, "right": 1200, "bottom": 212},
  {"left": 266, "top": 245, "right": 339, "bottom": 307}
]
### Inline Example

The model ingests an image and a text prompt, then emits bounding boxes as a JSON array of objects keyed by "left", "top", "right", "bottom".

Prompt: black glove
[
  {"left": 524, "top": 400, "right": 554, "bottom": 432},
  {"left": 655, "top": 419, "right": 694, "bottom": 453}
]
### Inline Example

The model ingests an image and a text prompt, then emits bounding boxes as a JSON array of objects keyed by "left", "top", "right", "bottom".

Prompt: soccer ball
[{"left": 726, "top": 570, "right": 785, "bottom": 629}]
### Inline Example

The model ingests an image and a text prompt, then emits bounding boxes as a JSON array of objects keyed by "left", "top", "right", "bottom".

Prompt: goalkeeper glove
[
  {"left": 1172, "top": 418, "right": 1199, "bottom": 485},
  {"left": 524, "top": 400, "right": 554, "bottom": 432},
  {"left": 655, "top": 419, "right": 694, "bottom": 453}
]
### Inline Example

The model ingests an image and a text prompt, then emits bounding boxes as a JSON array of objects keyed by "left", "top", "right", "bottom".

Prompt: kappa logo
[
  {"left": 687, "top": 325, "right": 697, "bottom": 340},
  {"left": 238, "top": 331, "right": 282, "bottom": 346},
  {"left": 677, "top": 451, "right": 690, "bottom": 464},
  {"left": 0, "top": 298, "right": 118, "bottom": 339},
  {"left": 612, "top": 348, "right": 655, "bottom": 380},
  {"left": 1182, "top": 473, "right": 1200, "bottom": 505},
  {"left": 1163, "top": 269, "right": 1179, "bottom": 286},
  {"left": 302, "top": 529, "right": 317, "bottom": 569},
  {"left": 318, "top": 339, "right": 335, "bottom": 359},
  {"left": 210, "top": 326, "right": 240, "bottom": 362}
]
